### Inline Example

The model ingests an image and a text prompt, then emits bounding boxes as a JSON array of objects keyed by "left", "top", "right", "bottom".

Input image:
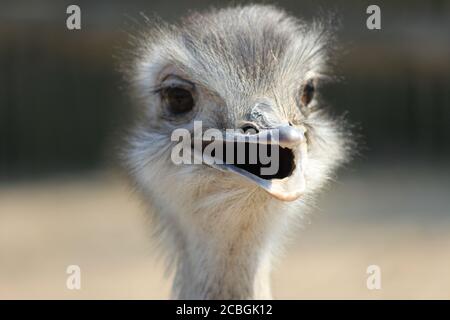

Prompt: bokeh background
[{"left": 1, "top": 0, "right": 449, "bottom": 299}]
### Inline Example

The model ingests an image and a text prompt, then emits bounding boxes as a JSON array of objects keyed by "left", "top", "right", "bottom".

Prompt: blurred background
[{"left": 0, "top": 0, "right": 449, "bottom": 299}]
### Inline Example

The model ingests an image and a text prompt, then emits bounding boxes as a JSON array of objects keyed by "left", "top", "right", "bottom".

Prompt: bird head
[{"left": 122, "top": 5, "right": 350, "bottom": 210}]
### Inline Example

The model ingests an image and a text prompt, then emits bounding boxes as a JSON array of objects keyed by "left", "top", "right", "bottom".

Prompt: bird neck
[
  {"left": 170, "top": 197, "right": 287, "bottom": 299},
  {"left": 173, "top": 234, "right": 273, "bottom": 299}
]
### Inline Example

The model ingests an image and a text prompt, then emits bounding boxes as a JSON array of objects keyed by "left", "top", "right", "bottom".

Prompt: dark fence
[{"left": 1, "top": 0, "right": 449, "bottom": 178}]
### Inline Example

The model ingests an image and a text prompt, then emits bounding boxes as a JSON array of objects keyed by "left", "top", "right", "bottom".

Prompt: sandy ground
[{"left": 1, "top": 167, "right": 449, "bottom": 299}]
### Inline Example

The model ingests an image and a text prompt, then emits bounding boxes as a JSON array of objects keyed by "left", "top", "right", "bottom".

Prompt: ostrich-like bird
[{"left": 121, "top": 5, "right": 350, "bottom": 299}]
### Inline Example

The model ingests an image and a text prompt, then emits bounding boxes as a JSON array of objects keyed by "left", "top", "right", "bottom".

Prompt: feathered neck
[{"left": 168, "top": 190, "right": 292, "bottom": 299}]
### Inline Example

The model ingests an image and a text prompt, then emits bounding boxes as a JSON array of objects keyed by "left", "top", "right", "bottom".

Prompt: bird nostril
[{"left": 240, "top": 124, "right": 259, "bottom": 135}]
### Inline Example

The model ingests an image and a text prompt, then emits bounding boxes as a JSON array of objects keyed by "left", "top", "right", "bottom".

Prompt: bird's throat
[
  {"left": 170, "top": 201, "right": 285, "bottom": 299},
  {"left": 172, "top": 236, "right": 274, "bottom": 300}
]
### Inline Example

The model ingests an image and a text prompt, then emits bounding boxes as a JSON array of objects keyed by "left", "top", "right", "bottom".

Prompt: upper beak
[{"left": 268, "top": 125, "right": 307, "bottom": 148}]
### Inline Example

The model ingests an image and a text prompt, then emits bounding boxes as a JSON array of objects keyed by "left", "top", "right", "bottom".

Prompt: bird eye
[
  {"left": 161, "top": 87, "right": 194, "bottom": 114},
  {"left": 300, "top": 80, "right": 315, "bottom": 107}
]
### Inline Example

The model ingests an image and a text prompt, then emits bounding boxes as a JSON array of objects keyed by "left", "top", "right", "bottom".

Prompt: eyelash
[
  {"left": 151, "top": 78, "right": 195, "bottom": 96},
  {"left": 150, "top": 85, "right": 164, "bottom": 95}
]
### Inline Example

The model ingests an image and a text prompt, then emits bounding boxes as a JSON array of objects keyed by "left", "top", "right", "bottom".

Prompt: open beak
[{"left": 193, "top": 124, "right": 308, "bottom": 202}]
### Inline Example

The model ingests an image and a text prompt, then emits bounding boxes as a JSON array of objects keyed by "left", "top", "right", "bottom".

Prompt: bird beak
[{"left": 194, "top": 123, "right": 308, "bottom": 202}]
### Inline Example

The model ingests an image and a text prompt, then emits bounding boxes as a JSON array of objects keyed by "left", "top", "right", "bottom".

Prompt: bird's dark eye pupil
[
  {"left": 301, "top": 81, "right": 315, "bottom": 106},
  {"left": 163, "top": 87, "right": 194, "bottom": 114}
]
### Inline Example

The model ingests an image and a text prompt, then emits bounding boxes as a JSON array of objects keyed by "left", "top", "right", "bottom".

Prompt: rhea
[{"left": 121, "top": 5, "right": 350, "bottom": 299}]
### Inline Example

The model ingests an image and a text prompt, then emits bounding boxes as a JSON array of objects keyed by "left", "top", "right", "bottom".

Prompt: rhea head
[{"left": 123, "top": 5, "right": 348, "bottom": 209}]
